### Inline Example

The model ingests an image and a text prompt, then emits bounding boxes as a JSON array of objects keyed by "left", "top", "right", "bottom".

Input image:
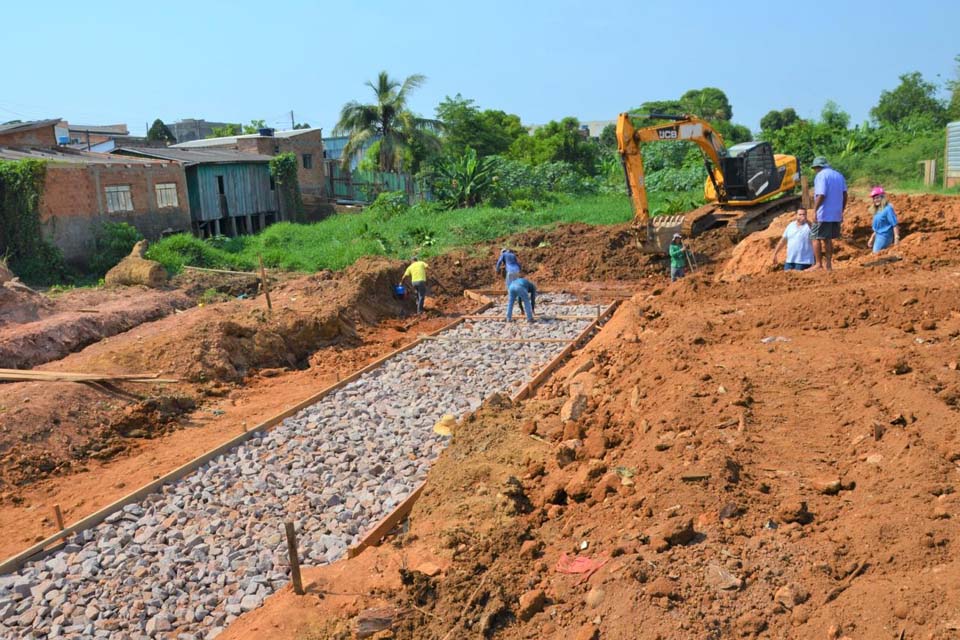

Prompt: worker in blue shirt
[
  {"left": 495, "top": 247, "right": 522, "bottom": 287},
  {"left": 506, "top": 278, "right": 537, "bottom": 323}
]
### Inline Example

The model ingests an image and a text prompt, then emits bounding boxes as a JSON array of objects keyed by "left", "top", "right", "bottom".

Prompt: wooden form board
[{"left": 0, "top": 302, "right": 492, "bottom": 575}]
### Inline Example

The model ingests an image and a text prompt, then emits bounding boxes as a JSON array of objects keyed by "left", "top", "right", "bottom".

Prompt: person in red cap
[{"left": 866, "top": 187, "right": 900, "bottom": 253}]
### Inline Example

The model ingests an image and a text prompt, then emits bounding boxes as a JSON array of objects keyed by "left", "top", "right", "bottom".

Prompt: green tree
[
  {"left": 870, "top": 72, "right": 946, "bottom": 128},
  {"left": 208, "top": 123, "right": 241, "bottom": 138},
  {"left": 947, "top": 54, "right": 960, "bottom": 122},
  {"left": 334, "top": 71, "right": 440, "bottom": 172},
  {"left": 242, "top": 119, "right": 267, "bottom": 134},
  {"left": 760, "top": 108, "right": 799, "bottom": 132},
  {"left": 820, "top": 101, "right": 850, "bottom": 130},
  {"left": 638, "top": 99, "right": 684, "bottom": 116},
  {"left": 599, "top": 123, "right": 617, "bottom": 148},
  {"left": 146, "top": 119, "right": 176, "bottom": 143},
  {"left": 435, "top": 94, "right": 526, "bottom": 157},
  {"left": 293, "top": 122, "right": 311, "bottom": 130},
  {"left": 680, "top": 88, "right": 733, "bottom": 121},
  {"left": 508, "top": 117, "right": 599, "bottom": 176}
]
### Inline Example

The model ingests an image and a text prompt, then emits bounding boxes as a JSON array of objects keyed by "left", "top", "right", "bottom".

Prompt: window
[
  {"left": 104, "top": 185, "right": 133, "bottom": 213},
  {"left": 302, "top": 153, "right": 313, "bottom": 169},
  {"left": 155, "top": 183, "right": 179, "bottom": 208}
]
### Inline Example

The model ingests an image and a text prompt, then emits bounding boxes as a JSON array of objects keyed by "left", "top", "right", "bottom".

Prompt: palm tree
[{"left": 334, "top": 71, "right": 440, "bottom": 172}]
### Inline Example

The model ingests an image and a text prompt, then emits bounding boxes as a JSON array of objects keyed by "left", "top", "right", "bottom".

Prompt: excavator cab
[{"left": 719, "top": 142, "right": 785, "bottom": 201}]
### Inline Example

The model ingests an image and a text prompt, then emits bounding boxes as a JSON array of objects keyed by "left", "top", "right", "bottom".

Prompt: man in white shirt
[{"left": 771, "top": 209, "right": 815, "bottom": 271}]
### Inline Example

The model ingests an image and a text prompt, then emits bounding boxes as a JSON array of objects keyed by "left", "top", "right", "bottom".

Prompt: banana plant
[{"left": 433, "top": 147, "right": 499, "bottom": 208}]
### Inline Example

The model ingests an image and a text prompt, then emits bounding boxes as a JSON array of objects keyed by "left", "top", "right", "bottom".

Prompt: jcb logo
[{"left": 658, "top": 129, "right": 678, "bottom": 140}]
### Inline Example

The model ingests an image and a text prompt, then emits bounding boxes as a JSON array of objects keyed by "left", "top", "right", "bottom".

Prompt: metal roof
[
  {"left": 66, "top": 123, "right": 129, "bottom": 136},
  {"left": 0, "top": 119, "right": 63, "bottom": 135},
  {"left": 171, "top": 127, "right": 321, "bottom": 148},
  {"left": 0, "top": 146, "right": 167, "bottom": 165},
  {"left": 116, "top": 147, "right": 274, "bottom": 166}
]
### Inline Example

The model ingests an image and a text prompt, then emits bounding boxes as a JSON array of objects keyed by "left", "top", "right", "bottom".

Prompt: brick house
[
  {"left": 0, "top": 119, "right": 69, "bottom": 147},
  {"left": 0, "top": 120, "right": 190, "bottom": 263}
]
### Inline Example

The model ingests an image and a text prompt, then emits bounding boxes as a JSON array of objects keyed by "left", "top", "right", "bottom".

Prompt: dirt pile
[
  {"left": 0, "top": 257, "right": 411, "bottom": 489},
  {"left": 231, "top": 194, "right": 960, "bottom": 640},
  {"left": 0, "top": 289, "right": 193, "bottom": 369}
]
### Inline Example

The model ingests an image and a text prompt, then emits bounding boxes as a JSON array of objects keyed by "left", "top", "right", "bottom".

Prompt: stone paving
[{"left": 0, "top": 295, "right": 600, "bottom": 639}]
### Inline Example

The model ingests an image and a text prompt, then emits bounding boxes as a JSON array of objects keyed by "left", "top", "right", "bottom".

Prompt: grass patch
[{"left": 148, "top": 193, "right": 659, "bottom": 274}]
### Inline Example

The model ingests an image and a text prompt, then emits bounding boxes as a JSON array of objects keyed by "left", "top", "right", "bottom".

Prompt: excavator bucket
[{"left": 636, "top": 215, "right": 686, "bottom": 253}]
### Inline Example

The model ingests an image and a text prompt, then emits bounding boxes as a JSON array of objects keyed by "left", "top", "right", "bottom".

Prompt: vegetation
[
  {"left": 89, "top": 222, "right": 143, "bottom": 277},
  {"left": 334, "top": 71, "right": 440, "bottom": 172},
  {"left": 147, "top": 193, "right": 640, "bottom": 274},
  {"left": 146, "top": 119, "right": 176, "bottom": 143},
  {"left": 269, "top": 153, "right": 303, "bottom": 220},
  {"left": 0, "top": 159, "right": 68, "bottom": 285}
]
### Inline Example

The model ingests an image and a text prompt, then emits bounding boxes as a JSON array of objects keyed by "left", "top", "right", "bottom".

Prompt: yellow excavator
[{"left": 616, "top": 112, "right": 801, "bottom": 253}]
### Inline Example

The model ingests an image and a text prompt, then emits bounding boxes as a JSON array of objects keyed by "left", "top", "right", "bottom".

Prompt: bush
[
  {"left": 10, "top": 240, "right": 69, "bottom": 286},
  {"left": 366, "top": 191, "right": 410, "bottom": 220},
  {"left": 88, "top": 222, "right": 143, "bottom": 276}
]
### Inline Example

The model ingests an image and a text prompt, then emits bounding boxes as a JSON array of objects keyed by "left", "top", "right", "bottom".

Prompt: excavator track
[
  {"left": 681, "top": 194, "right": 802, "bottom": 240},
  {"left": 641, "top": 195, "right": 802, "bottom": 253}
]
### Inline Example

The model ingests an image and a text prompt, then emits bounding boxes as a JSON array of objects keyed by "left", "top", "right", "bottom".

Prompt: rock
[
  {"left": 519, "top": 540, "right": 542, "bottom": 560},
  {"left": 415, "top": 562, "right": 442, "bottom": 578},
  {"left": 893, "top": 601, "right": 909, "bottom": 619},
  {"left": 705, "top": 564, "right": 742, "bottom": 591},
  {"left": 574, "top": 623, "right": 600, "bottom": 640},
  {"left": 774, "top": 583, "right": 809, "bottom": 609},
  {"left": 646, "top": 577, "right": 677, "bottom": 599},
  {"left": 777, "top": 501, "right": 813, "bottom": 525},
  {"left": 655, "top": 517, "right": 696, "bottom": 547},
  {"left": 865, "top": 453, "right": 883, "bottom": 465},
  {"left": 560, "top": 393, "right": 588, "bottom": 423},
  {"left": 562, "top": 421, "right": 585, "bottom": 441},
  {"left": 813, "top": 478, "right": 842, "bottom": 495},
  {"left": 737, "top": 611, "right": 767, "bottom": 635},
  {"left": 517, "top": 589, "right": 546, "bottom": 621},
  {"left": 584, "top": 587, "right": 605, "bottom": 608},
  {"left": 565, "top": 467, "right": 599, "bottom": 502},
  {"left": 583, "top": 430, "right": 608, "bottom": 459},
  {"left": 356, "top": 606, "right": 401, "bottom": 639},
  {"left": 240, "top": 594, "right": 262, "bottom": 612}
]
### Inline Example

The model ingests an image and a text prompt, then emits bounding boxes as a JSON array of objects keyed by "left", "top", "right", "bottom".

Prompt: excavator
[{"left": 616, "top": 112, "right": 801, "bottom": 253}]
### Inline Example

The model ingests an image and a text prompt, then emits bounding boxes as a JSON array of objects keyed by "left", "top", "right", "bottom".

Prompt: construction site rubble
[{"left": 0, "top": 295, "right": 599, "bottom": 639}]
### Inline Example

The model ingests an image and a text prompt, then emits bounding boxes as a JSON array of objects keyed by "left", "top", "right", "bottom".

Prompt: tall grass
[{"left": 148, "top": 193, "right": 647, "bottom": 274}]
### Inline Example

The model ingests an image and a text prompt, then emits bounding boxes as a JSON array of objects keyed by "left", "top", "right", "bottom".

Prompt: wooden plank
[
  {"left": 182, "top": 265, "right": 260, "bottom": 277},
  {"left": 459, "top": 315, "right": 598, "bottom": 321},
  {"left": 422, "top": 336, "right": 574, "bottom": 344},
  {"left": 512, "top": 301, "right": 619, "bottom": 402},
  {"left": 347, "top": 481, "right": 426, "bottom": 558},
  {"left": 0, "top": 302, "right": 492, "bottom": 575}
]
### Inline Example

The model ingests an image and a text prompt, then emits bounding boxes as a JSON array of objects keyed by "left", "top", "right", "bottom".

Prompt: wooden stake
[
  {"left": 801, "top": 175, "right": 811, "bottom": 210},
  {"left": 52, "top": 505, "right": 64, "bottom": 531},
  {"left": 284, "top": 521, "right": 304, "bottom": 595},
  {"left": 258, "top": 255, "right": 273, "bottom": 312}
]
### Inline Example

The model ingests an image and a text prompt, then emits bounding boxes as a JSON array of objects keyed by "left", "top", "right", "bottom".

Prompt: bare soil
[
  {"left": 4, "top": 194, "right": 960, "bottom": 639},
  {"left": 222, "top": 193, "right": 960, "bottom": 640}
]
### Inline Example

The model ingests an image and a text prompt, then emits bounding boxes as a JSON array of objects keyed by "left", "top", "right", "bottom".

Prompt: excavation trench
[{"left": 0, "top": 295, "right": 609, "bottom": 639}]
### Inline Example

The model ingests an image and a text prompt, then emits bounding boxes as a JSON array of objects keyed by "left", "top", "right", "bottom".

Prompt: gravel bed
[{"left": 0, "top": 302, "right": 599, "bottom": 639}]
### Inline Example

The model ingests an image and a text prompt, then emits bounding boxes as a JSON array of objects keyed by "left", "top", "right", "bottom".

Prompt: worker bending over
[
  {"left": 506, "top": 277, "right": 537, "bottom": 323},
  {"left": 400, "top": 255, "right": 429, "bottom": 314},
  {"left": 495, "top": 247, "right": 522, "bottom": 287}
]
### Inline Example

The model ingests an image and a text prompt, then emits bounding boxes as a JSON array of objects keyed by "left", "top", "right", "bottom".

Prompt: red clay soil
[
  {"left": 0, "top": 256, "right": 462, "bottom": 495},
  {"left": 227, "top": 193, "right": 960, "bottom": 640}
]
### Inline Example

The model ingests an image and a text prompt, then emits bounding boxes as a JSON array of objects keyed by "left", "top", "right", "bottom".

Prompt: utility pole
[{"left": 290, "top": 110, "right": 295, "bottom": 130}]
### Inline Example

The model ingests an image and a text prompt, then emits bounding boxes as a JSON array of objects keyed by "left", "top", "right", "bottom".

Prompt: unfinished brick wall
[
  {"left": 0, "top": 127, "right": 58, "bottom": 147},
  {"left": 40, "top": 161, "right": 191, "bottom": 263}
]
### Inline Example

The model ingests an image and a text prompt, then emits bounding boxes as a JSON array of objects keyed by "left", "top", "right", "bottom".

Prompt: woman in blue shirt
[{"left": 867, "top": 186, "right": 900, "bottom": 253}]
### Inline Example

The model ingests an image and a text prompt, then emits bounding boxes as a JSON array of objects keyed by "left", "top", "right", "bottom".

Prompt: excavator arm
[{"left": 617, "top": 113, "right": 728, "bottom": 249}]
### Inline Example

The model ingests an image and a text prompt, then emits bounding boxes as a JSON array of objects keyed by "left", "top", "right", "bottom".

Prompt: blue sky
[{"left": 2, "top": 0, "right": 957, "bottom": 136}]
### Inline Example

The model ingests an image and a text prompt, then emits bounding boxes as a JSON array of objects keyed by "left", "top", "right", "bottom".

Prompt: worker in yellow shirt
[{"left": 400, "top": 256, "right": 429, "bottom": 314}]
